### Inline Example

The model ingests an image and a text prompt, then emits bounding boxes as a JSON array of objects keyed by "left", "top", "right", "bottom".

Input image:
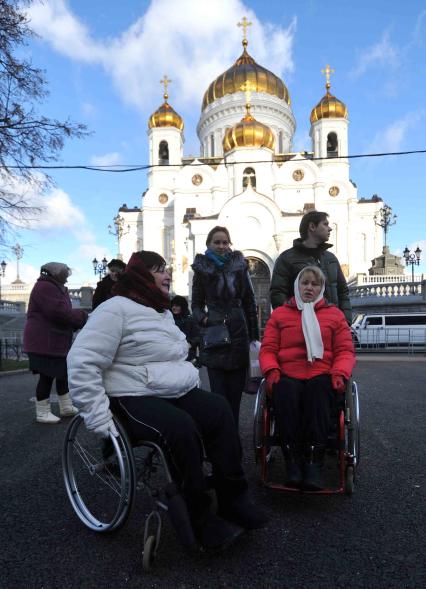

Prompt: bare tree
[{"left": 0, "top": 0, "right": 88, "bottom": 245}]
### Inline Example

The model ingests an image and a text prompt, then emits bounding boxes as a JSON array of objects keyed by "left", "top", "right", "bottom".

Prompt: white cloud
[
  {"left": 27, "top": 0, "right": 297, "bottom": 112},
  {"left": 90, "top": 152, "right": 122, "bottom": 167},
  {"left": 350, "top": 32, "right": 400, "bottom": 78},
  {"left": 368, "top": 112, "right": 424, "bottom": 154}
]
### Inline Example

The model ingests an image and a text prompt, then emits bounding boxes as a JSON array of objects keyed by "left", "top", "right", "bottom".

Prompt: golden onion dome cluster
[
  {"left": 223, "top": 106, "right": 275, "bottom": 154},
  {"left": 202, "top": 43, "right": 290, "bottom": 111},
  {"left": 148, "top": 95, "right": 184, "bottom": 131}
]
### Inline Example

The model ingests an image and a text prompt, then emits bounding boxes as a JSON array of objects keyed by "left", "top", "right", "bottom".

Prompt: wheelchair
[
  {"left": 62, "top": 414, "right": 197, "bottom": 571},
  {"left": 253, "top": 377, "right": 360, "bottom": 494}
]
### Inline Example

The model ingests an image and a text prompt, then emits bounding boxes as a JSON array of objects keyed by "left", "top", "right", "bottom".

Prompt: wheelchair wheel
[
  {"left": 253, "top": 379, "right": 266, "bottom": 462},
  {"left": 346, "top": 380, "right": 361, "bottom": 468},
  {"left": 142, "top": 535, "right": 156, "bottom": 572},
  {"left": 62, "top": 415, "right": 136, "bottom": 533}
]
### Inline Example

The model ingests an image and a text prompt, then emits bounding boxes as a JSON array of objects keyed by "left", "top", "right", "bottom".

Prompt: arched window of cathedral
[
  {"left": 159, "top": 140, "right": 169, "bottom": 165},
  {"left": 327, "top": 132, "right": 338, "bottom": 158},
  {"left": 210, "top": 134, "right": 215, "bottom": 157},
  {"left": 278, "top": 131, "right": 284, "bottom": 154},
  {"left": 362, "top": 233, "right": 367, "bottom": 261},
  {"left": 243, "top": 167, "right": 256, "bottom": 189}
]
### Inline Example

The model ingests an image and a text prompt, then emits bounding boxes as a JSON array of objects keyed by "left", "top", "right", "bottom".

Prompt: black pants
[
  {"left": 207, "top": 367, "right": 247, "bottom": 428},
  {"left": 110, "top": 388, "right": 245, "bottom": 498},
  {"left": 271, "top": 374, "right": 332, "bottom": 447},
  {"left": 36, "top": 374, "right": 68, "bottom": 401}
]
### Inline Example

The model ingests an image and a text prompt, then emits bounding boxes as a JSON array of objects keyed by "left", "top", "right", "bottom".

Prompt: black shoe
[
  {"left": 194, "top": 513, "right": 244, "bottom": 551},
  {"left": 219, "top": 495, "right": 268, "bottom": 530},
  {"left": 285, "top": 462, "right": 303, "bottom": 488}
]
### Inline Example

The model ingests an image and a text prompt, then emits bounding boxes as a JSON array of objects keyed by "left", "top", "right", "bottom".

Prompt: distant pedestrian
[
  {"left": 92, "top": 259, "right": 126, "bottom": 310},
  {"left": 171, "top": 295, "right": 200, "bottom": 364},
  {"left": 270, "top": 210, "right": 352, "bottom": 323},
  {"left": 23, "top": 262, "right": 88, "bottom": 424}
]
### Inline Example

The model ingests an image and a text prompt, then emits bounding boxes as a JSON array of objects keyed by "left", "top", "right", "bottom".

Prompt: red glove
[
  {"left": 265, "top": 369, "right": 281, "bottom": 396},
  {"left": 332, "top": 374, "right": 346, "bottom": 393}
]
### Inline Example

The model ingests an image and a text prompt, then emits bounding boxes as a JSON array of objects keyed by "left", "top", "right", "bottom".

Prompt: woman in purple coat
[{"left": 23, "top": 262, "right": 87, "bottom": 423}]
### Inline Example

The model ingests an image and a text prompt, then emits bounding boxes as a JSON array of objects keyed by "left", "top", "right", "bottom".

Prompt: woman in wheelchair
[
  {"left": 259, "top": 266, "right": 355, "bottom": 491},
  {"left": 67, "top": 250, "right": 266, "bottom": 552}
]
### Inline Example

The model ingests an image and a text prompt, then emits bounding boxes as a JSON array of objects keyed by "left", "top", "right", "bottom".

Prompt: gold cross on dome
[
  {"left": 321, "top": 64, "right": 334, "bottom": 89},
  {"left": 237, "top": 16, "right": 252, "bottom": 42},
  {"left": 160, "top": 75, "right": 172, "bottom": 99}
]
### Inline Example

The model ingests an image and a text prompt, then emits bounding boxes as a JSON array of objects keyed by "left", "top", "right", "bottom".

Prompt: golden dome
[
  {"left": 149, "top": 76, "right": 184, "bottom": 131},
  {"left": 223, "top": 105, "right": 275, "bottom": 153},
  {"left": 202, "top": 40, "right": 290, "bottom": 111},
  {"left": 310, "top": 67, "right": 348, "bottom": 124}
]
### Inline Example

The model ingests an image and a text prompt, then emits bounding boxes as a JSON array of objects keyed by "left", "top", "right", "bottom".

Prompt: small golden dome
[
  {"left": 148, "top": 99, "right": 184, "bottom": 131},
  {"left": 223, "top": 105, "right": 275, "bottom": 154},
  {"left": 310, "top": 73, "right": 348, "bottom": 124},
  {"left": 202, "top": 41, "right": 290, "bottom": 111}
]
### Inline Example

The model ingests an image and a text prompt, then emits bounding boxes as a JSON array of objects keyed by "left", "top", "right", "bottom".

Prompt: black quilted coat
[{"left": 191, "top": 251, "right": 259, "bottom": 370}]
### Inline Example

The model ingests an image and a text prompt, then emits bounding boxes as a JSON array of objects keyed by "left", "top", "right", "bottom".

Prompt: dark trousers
[
  {"left": 207, "top": 367, "right": 247, "bottom": 428},
  {"left": 36, "top": 374, "right": 68, "bottom": 401},
  {"left": 271, "top": 374, "right": 332, "bottom": 447},
  {"left": 110, "top": 388, "right": 245, "bottom": 498}
]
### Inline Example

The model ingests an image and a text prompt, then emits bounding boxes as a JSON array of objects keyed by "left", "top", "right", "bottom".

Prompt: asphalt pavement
[{"left": 0, "top": 358, "right": 425, "bottom": 589}]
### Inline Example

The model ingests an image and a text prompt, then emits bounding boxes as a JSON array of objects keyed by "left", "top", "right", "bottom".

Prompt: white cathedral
[{"left": 118, "top": 25, "right": 383, "bottom": 322}]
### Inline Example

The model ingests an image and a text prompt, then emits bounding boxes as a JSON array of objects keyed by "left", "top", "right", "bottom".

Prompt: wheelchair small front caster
[{"left": 143, "top": 535, "right": 156, "bottom": 571}]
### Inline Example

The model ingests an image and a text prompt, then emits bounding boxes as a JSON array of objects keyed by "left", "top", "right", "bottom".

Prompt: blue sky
[{"left": 2, "top": 0, "right": 426, "bottom": 286}]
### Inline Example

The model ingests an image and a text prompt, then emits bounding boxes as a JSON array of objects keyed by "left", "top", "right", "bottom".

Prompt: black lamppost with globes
[
  {"left": 92, "top": 257, "right": 108, "bottom": 280},
  {"left": 403, "top": 246, "right": 422, "bottom": 294},
  {"left": 0, "top": 259, "right": 7, "bottom": 300}
]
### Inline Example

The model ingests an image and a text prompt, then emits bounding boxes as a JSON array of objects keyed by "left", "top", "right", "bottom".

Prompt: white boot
[
  {"left": 36, "top": 399, "right": 61, "bottom": 424},
  {"left": 58, "top": 393, "right": 79, "bottom": 417}
]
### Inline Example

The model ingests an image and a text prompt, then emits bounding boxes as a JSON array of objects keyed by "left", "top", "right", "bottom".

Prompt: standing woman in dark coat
[
  {"left": 23, "top": 262, "right": 88, "bottom": 424},
  {"left": 191, "top": 226, "right": 259, "bottom": 428}
]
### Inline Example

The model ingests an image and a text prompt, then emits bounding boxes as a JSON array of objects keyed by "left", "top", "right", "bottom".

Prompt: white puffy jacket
[{"left": 67, "top": 296, "right": 200, "bottom": 432}]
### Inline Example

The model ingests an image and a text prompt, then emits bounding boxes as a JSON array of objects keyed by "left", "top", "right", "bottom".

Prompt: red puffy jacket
[{"left": 259, "top": 298, "right": 355, "bottom": 380}]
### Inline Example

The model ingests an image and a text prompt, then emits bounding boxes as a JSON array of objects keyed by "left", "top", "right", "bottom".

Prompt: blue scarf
[{"left": 205, "top": 248, "right": 231, "bottom": 268}]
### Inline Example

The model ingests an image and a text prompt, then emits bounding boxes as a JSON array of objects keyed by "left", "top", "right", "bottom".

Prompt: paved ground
[{"left": 1, "top": 358, "right": 425, "bottom": 589}]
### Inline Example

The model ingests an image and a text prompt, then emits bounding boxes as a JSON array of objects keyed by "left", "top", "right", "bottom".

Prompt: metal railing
[
  {"left": 352, "top": 327, "right": 426, "bottom": 353},
  {"left": 0, "top": 337, "right": 27, "bottom": 369}
]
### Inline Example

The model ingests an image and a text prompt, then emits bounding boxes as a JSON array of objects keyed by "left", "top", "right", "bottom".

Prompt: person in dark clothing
[
  {"left": 269, "top": 210, "right": 352, "bottom": 324},
  {"left": 191, "top": 226, "right": 259, "bottom": 428},
  {"left": 92, "top": 258, "right": 126, "bottom": 310},
  {"left": 171, "top": 295, "right": 200, "bottom": 363},
  {"left": 23, "top": 262, "right": 88, "bottom": 423}
]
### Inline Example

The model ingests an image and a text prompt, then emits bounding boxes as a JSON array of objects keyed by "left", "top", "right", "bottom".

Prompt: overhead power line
[{"left": 2, "top": 149, "right": 426, "bottom": 172}]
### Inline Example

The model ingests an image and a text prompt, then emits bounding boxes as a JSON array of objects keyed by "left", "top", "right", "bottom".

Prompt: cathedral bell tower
[
  {"left": 147, "top": 76, "right": 184, "bottom": 185},
  {"left": 309, "top": 65, "right": 349, "bottom": 177}
]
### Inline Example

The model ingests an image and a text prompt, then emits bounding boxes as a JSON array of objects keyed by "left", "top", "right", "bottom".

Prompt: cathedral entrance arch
[{"left": 246, "top": 257, "right": 271, "bottom": 334}]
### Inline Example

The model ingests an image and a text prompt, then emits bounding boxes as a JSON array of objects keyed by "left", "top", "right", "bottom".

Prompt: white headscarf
[{"left": 294, "top": 267, "right": 325, "bottom": 363}]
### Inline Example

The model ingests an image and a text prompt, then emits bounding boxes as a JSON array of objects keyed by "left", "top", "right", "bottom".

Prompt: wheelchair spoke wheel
[{"left": 62, "top": 415, "right": 136, "bottom": 532}]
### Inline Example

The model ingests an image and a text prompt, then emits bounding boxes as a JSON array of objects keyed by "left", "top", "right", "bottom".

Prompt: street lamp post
[
  {"left": 11, "top": 243, "right": 24, "bottom": 282},
  {"left": 108, "top": 214, "right": 130, "bottom": 259},
  {"left": 92, "top": 257, "right": 108, "bottom": 280},
  {"left": 403, "top": 246, "right": 422, "bottom": 294},
  {"left": 374, "top": 203, "right": 397, "bottom": 248},
  {"left": 0, "top": 260, "right": 7, "bottom": 300}
]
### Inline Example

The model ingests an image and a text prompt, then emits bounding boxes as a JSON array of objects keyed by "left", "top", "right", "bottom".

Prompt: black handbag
[{"left": 201, "top": 322, "right": 231, "bottom": 349}]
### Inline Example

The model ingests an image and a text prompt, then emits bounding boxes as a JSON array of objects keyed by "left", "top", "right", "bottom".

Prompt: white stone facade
[{"left": 119, "top": 77, "right": 383, "bottom": 301}]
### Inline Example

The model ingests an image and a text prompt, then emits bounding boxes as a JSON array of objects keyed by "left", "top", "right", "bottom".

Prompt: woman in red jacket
[{"left": 259, "top": 266, "right": 355, "bottom": 490}]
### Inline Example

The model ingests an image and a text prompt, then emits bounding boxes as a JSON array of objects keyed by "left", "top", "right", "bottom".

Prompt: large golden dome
[
  {"left": 148, "top": 87, "right": 184, "bottom": 131},
  {"left": 223, "top": 105, "right": 275, "bottom": 153},
  {"left": 202, "top": 40, "right": 290, "bottom": 111}
]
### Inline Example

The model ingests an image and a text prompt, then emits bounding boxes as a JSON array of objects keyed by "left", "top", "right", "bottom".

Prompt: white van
[{"left": 351, "top": 313, "right": 426, "bottom": 347}]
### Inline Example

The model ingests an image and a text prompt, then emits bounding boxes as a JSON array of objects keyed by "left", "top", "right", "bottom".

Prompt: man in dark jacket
[
  {"left": 270, "top": 211, "right": 352, "bottom": 323},
  {"left": 92, "top": 259, "right": 126, "bottom": 310}
]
